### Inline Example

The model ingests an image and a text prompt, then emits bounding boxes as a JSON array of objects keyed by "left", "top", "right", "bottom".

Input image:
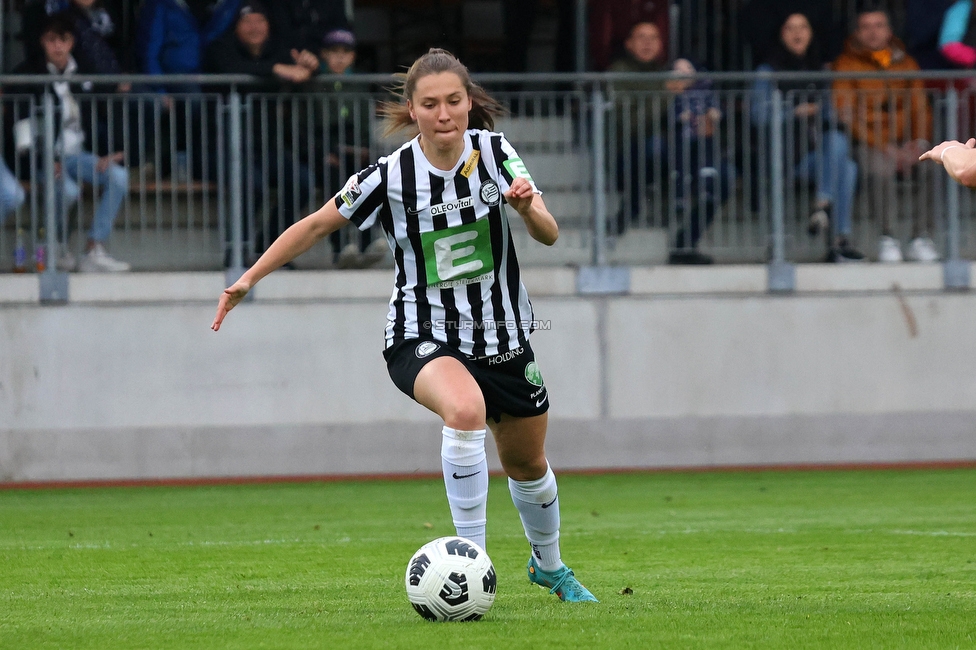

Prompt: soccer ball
[{"left": 405, "top": 536, "right": 496, "bottom": 621}]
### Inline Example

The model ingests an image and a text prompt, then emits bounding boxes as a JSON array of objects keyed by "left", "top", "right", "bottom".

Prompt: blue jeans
[
  {"left": 60, "top": 152, "right": 129, "bottom": 242},
  {"left": 0, "top": 158, "right": 25, "bottom": 225},
  {"left": 795, "top": 129, "right": 857, "bottom": 238}
]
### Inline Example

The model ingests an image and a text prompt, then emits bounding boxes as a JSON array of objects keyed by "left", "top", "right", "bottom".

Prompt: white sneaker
[
  {"left": 79, "top": 243, "right": 131, "bottom": 272},
  {"left": 877, "top": 235, "right": 903, "bottom": 263},
  {"left": 906, "top": 236, "right": 939, "bottom": 262},
  {"left": 57, "top": 250, "right": 77, "bottom": 272}
]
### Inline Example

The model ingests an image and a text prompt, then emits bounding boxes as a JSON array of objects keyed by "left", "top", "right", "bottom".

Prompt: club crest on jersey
[
  {"left": 339, "top": 176, "right": 362, "bottom": 207},
  {"left": 479, "top": 179, "right": 500, "bottom": 207},
  {"left": 415, "top": 341, "right": 440, "bottom": 358}
]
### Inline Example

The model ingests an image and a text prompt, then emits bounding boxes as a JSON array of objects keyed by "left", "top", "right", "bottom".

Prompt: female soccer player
[{"left": 211, "top": 48, "right": 597, "bottom": 603}]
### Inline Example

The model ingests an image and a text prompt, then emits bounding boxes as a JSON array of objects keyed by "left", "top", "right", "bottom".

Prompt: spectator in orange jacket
[{"left": 831, "top": 7, "right": 937, "bottom": 262}]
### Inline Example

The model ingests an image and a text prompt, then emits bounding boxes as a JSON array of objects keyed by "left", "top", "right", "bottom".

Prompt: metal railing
[{"left": 0, "top": 71, "right": 974, "bottom": 297}]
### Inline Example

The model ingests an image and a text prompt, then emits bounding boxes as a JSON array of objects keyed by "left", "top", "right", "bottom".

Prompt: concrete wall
[{"left": 1, "top": 265, "right": 975, "bottom": 483}]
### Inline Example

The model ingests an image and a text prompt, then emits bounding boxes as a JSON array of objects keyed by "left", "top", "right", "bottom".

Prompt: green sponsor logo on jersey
[
  {"left": 420, "top": 220, "right": 494, "bottom": 288},
  {"left": 503, "top": 158, "right": 533, "bottom": 182},
  {"left": 524, "top": 361, "right": 544, "bottom": 387}
]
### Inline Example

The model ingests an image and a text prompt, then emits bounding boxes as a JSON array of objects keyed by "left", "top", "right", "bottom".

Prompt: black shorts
[{"left": 383, "top": 339, "right": 550, "bottom": 423}]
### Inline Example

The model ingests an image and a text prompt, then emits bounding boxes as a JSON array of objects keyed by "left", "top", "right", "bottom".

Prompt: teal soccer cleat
[{"left": 527, "top": 556, "right": 599, "bottom": 602}]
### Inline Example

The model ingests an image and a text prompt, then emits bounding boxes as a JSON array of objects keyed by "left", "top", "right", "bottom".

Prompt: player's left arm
[{"left": 504, "top": 176, "right": 558, "bottom": 246}]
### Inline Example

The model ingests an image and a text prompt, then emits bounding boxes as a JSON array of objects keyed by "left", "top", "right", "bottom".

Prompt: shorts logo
[
  {"left": 415, "top": 341, "right": 440, "bottom": 358},
  {"left": 524, "top": 361, "right": 544, "bottom": 387},
  {"left": 479, "top": 179, "right": 500, "bottom": 207},
  {"left": 339, "top": 175, "right": 362, "bottom": 207},
  {"left": 487, "top": 346, "right": 523, "bottom": 365}
]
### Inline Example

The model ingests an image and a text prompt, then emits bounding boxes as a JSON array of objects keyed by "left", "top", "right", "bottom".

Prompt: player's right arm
[{"left": 211, "top": 200, "right": 348, "bottom": 331}]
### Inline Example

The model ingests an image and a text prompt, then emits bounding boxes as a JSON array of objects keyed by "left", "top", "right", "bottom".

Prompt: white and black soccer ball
[{"left": 405, "top": 536, "right": 496, "bottom": 622}]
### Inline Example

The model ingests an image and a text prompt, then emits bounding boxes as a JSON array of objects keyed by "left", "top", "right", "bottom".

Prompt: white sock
[
  {"left": 441, "top": 426, "right": 488, "bottom": 551},
  {"left": 508, "top": 463, "right": 562, "bottom": 572}
]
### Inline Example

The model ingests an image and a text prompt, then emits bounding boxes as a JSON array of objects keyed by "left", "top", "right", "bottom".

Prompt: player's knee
[
  {"left": 504, "top": 458, "right": 549, "bottom": 482},
  {"left": 440, "top": 398, "right": 485, "bottom": 431}
]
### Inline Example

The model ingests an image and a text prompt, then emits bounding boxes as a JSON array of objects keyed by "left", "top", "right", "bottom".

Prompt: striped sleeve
[{"left": 334, "top": 162, "right": 386, "bottom": 229}]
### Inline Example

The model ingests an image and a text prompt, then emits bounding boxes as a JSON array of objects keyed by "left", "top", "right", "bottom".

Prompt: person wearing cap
[
  {"left": 319, "top": 29, "right": 356, "bottom": 76},
  {"left": 206, "top": 0, "right": 319, "bottom": 85},
  {"left": 315, "top": 28, "right": 382, "bottom": 268}
]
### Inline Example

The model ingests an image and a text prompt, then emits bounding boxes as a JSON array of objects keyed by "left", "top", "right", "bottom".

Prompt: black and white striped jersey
[{"left": 334, "top": 129, "right": 540, "bottom": 357}]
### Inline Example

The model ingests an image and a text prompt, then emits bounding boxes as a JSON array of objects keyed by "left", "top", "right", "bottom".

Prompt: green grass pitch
[{"left": 1, "top": 468, "right": 974, "bottom": 649}]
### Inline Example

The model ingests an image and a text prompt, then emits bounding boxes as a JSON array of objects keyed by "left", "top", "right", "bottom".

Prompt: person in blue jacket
[
  {"left": 135, "top": 0, "right": 241, "bottom": 180},
  {"left": 136, "top": 0, "right": 241, "bottom": 87}
]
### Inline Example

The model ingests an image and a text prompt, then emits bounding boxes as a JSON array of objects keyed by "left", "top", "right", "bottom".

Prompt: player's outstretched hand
[
  {"left": 920, "top": 138, "right": 976, "bottom": 164},
  {"left": 503, "top": 177, "right": 535, "bottom": 215},
  {"left": 211, "top": 280, "right": 251, "bottom": 332}
]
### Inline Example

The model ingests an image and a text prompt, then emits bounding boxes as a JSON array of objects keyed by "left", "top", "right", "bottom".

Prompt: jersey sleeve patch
[
  {"left": 502, "top": 158, "right": 533, "bottom": 182},
  {"left": 339, "top": 175, "right": 363, "bottom": 207}
]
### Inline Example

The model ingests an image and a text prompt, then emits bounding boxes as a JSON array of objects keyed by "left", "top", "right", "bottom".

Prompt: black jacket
[
  {"left": 204, "top": 33, "right": 311, "bottom": 157},
  {"left": 203, "top": 32, "right": 295, "bottom": 83}
]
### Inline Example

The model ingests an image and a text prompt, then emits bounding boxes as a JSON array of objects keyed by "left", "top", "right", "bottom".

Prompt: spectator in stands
[
  {"left": 662, "top": 58, "right": 734, "bottom": 264},
  {"left": 905, "top": 0, "right": 954, "bottom": 69},
  {"left": 23, "top": 0, "right": 128, "bottom": 74},
  {"left": 0, "top": 93, "right": 27, "bottom": 230},
  {"left": 136, "top": 0, "right": 242, "bottom": 180},
  {"left": 610, "top": 24, "right": 732, "bottom": 264},
  {"left": 609, "top": 21, "right": 668, "bottom": 231},
  {"left": 315, "top": 28, "right": 385, "bottom": 268},
  {"left": 751, "top": 12, "right": 864, "bottom": 263},
  {"left": 11, "top": 13, "right": 130, "bottom": 272},
  {"left": 205, "top": 0, "right": 317, "bottom": 259},
  {"left": 270, "top": 0, "right": 349, "bottom": 54},
  {"left": 609, "top": 21, "right": 668, "bottom": 77},
  {"left": 205, "top": 0, "right": 317, "bottom": 84},
  {"left": 741, "top": 0, "right": 844, "bottom": 69},
  {"left": 938, "top": 0, "right": 976, "bottom": 68},
  {"left": 0, "top": 158, "right": 26, "bottom": 230},
  {"left": 51, "top": 0, "right": 158, "bottom": 165},
  {"left": 590, "top": 0, "right": 669, "bottom": 71},
  {"left": 136, "top": 0, "right": 241, "bottom": 84},
  {"left": 832, "top": 6, "right": 936, "bottom": 263}
]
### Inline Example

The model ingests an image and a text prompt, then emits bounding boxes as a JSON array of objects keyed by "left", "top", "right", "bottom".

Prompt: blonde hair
[{"left": 379, "top": 48, "right": 505, "bottom": 138}]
